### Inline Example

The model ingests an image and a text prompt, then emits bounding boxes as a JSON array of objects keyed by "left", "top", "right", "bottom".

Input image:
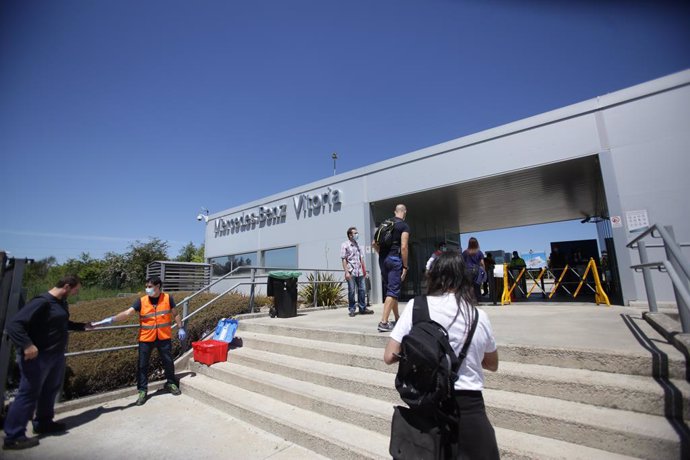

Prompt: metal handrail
[
  {"left": 627, "top": 224, "right": 690, "bottom": 333},
  {"left": 66, "top": 267, "right": 348, "bottom": 357},
  {"left": 628, "top": 225, "right": 690, "bottom": 281}
]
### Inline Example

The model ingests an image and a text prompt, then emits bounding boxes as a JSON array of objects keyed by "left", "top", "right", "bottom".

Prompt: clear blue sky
[{"left": 2, "top": 0, "right": 689, "bottom": 262}]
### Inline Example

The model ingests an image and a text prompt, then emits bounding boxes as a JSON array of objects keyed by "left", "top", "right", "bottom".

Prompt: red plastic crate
[{"left": 192, "top": 340, "right": 229, "bottom": 366}]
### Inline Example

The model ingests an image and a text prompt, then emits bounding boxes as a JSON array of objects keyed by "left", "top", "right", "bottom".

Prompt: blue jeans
[
  {"left": 4, "top": 350, "right": 65, "bottom": 441},
  {"left": 137, "top": 339, "right": 177, "bottom": 392},
  {"left": 347, "top": 275, "right": 366, "bottom": 312}
]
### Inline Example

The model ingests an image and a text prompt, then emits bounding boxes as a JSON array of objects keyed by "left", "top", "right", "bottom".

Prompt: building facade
[{"left": 204, "top": 70, "right": 690, "bottom": 306}]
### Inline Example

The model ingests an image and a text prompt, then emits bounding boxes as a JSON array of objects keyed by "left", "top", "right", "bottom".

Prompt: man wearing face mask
[
  {"left": 94, "top": 276, "right": 185, "bottom": 406},
  {"left": 341, "top": 226, "right": 373, "bottom": 317}
]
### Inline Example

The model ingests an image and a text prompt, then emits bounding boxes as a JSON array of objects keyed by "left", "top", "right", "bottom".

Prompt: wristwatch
[{"left": 403, "top": 266, "right": 408, "bottom": 270}]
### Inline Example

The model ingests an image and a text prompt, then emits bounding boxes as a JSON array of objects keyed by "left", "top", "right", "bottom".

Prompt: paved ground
[
  {"left": 2, "top": 389, "right": 327, "bottom": 460},
  {"left": 2, "top": 300, "right": 681, "bottom": 458}
]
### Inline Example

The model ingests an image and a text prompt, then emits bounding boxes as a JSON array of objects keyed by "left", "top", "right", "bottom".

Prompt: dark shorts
[{"left": 380, "top": 254, "right": 403, "bottom": 299}]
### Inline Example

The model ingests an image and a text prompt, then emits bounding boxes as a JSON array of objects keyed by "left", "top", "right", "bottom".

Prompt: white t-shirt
[{"left": 389, "top": 293, "right": 497, "bottom": 391}]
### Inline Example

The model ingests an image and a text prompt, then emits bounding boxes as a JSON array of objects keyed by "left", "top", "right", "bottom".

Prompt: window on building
[
  {"left": 263, "top": 246, "right": 297, "bottom": 269},
  {"left": 210, "top": 252, "right": 257, "bottom": 276}
]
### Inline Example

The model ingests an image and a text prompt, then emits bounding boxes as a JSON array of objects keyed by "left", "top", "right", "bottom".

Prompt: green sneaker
[
  {"left": 165, "top": 383, "right": 181, "bottom": 396},
  {"left": 136, "top": 391, "right": 147, "bottom": 406}
]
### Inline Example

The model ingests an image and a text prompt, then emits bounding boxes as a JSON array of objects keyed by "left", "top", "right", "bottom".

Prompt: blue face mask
[
  {"left": 145, "top": 287, "right": 156, "bottom": 296},
  {"left": 353, "top": 233, "right": 359, "bottom": 241}
]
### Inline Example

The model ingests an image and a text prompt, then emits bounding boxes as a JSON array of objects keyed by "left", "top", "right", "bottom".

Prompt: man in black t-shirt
[{"left": 373, "top": 204, "right": 410, "bottom": 332}]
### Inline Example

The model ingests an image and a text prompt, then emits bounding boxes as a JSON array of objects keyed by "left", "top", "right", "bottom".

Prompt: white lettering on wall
[
  {"left": 293, "top": 187, "right": 342, "bottom": 219},
  {"left": 214, "top": 204, "right": 287, "bottom": 237},
  {"left": 213, "top": 187, "right": 342, "bottom": 237}
]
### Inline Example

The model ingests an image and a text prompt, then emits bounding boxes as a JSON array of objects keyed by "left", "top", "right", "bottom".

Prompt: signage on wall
[
  {"left": 213, "top": 187, "right": 343, "bottom": 237},
  {"left": 214, "top": 204, "right": 288, "bottom": 236},
  {"left": 293, "top": 187, "right": 342, "bottom": 219},
  {"left": 626, "top": 209, "right": 649, "bottom": 233}
]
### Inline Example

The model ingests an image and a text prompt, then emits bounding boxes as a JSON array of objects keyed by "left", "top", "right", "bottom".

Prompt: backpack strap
[
  {"left": 411, "top": 295, "right": 431, "bottom": 325},
  {"left": 413, "top": 295, "right": 479, "bottom": 367},
  {"left": 457, "top": 307, "right": 479, "bottom": 365}
]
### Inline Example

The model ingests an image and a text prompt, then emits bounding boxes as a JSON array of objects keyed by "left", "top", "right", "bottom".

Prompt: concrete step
[
  {"left": 488, "top": 361, "right": 690, "bottom": 420},
  {"left": 239, "top": 330, "right": 690, "bottom": 418},
  {"left": 187, "top": 359, "right": 642, "bottom": 460},
  {"left": 229, "top": 344, "right": 396, "bottom": 402},
  {"left": 485, "top": 388, "right": 681, "bottom": 459},
  {"left": 237, "top": 321, "right": 687, "bottom": 379},
  {"left": 493, "top": 427, "right": 639, "bottom": 460},
  {"left": 224, "top": 347, "right": 682, "bottom": 458},
  {"left": 181, "top": 372, "right": 390, "bottom": 460},
  {"left": 188, "top": 360, "right": 642, "bottom": 460},
  {"left": 190, "top": 360, "right": 394, "bottom": 435}
]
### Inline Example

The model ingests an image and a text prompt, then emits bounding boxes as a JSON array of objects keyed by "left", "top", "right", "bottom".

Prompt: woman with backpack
[{"left": 384, "top": 250, "right": 500, "bottom": 459}]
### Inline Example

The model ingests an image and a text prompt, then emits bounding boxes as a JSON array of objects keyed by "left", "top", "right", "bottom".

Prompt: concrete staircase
[{"left": 181, "top": 316, "right": 689, "bottom": 460}]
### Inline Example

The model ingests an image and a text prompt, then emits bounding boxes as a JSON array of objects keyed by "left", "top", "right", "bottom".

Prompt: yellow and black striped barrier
[{"left": 501, "top": 258, "right": 610, "bottom": 306}]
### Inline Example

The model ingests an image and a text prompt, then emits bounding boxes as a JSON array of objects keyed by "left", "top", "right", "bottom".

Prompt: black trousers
[
  {"left": 454, "top": 391, "right": 500, "bottom": 460},
  {"left": 137, "top": 339, "right": 177, "bottom": 391}
]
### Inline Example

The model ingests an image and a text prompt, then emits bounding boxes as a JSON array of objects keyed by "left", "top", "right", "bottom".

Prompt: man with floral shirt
[{"left": 341, "top": 227, "right": 373, "bottom": 317}]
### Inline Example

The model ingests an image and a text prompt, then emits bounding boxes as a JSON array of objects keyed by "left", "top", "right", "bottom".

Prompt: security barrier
[{"left": 501, "top": 258, "right": 610, "bottom": 306}]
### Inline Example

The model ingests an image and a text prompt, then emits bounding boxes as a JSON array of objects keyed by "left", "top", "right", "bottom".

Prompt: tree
[
  {"left": 176, "top": 242, "right": 204, "bottom": 263},
  {"left": 60, "top": 253, "right": 104, "bottom": 288},
  {"left": 100, "top": 252, "right": 130, "bottom": 290},
  {"left": 126, "top": 238, "right": 169, "bottom": 285}
]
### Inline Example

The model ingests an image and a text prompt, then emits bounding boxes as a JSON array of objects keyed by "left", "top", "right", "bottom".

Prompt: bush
[
  {"left": 61, "top": 291, "right": 271, "bottom": 399},
  {"left": 298, "top": 272, "right": 345, "bottom": 307}
]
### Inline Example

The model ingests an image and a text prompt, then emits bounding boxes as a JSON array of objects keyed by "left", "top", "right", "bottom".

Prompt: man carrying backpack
[{"left": 373, "top": 204, "right": 410, "bottom": 333}]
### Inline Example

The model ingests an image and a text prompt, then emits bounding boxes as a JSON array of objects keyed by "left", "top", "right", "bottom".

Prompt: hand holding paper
[
  {"left": 91, "top": 316, "right": 115, "bottom": 327},
  {"left": 178, "top": 328, "right": 187, "bottom": 341}
]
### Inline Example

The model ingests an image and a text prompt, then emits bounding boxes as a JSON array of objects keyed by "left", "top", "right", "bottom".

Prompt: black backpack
[
  {"left": 395, "top": 296, "right": 478, "bottom": 409},
  {"left": 374, "top": 218, "right": 396, "bottom": 252}
]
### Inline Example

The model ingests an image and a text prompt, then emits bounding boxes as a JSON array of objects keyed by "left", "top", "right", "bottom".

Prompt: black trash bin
[{"left": 267, "top": 271, "right": 301, "bottom": 318}]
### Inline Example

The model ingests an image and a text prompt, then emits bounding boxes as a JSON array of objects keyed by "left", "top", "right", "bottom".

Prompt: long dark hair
[{"left": 425, "top": 250, "right": 476, "bottom": 329}]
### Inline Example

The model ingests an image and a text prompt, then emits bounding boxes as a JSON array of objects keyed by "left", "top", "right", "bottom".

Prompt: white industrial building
[{"left": 203, "top": 70, "right": 690, "bottom": 306}]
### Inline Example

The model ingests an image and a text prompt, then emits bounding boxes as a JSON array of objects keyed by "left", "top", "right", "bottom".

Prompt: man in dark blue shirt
[
  {"left": 374, "top": 204, "right": 410, "bottom": 332},
  {"left": 3, "top": 275, "right": 91, "bottom": 450}
]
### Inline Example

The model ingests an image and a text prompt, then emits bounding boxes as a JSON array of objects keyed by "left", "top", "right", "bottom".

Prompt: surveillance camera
[{"left": 197, "top": 214, "right": 203, "bottom": 221}]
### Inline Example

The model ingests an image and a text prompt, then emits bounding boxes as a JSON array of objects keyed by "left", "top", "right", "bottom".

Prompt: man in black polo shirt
[
  {"left": 375, "top": 204, "right": 410, "bottom": 332},
  {"left": 4, "top": 275, "right": 92, "bottom": 450}
]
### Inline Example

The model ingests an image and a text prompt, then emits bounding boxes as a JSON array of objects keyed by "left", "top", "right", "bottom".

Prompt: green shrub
[
  {"left": 61, "top": 291, "right": 271, "bottom": 399},
  {"left": 298, "top": 272, "right": 345, "bottom": 307}
]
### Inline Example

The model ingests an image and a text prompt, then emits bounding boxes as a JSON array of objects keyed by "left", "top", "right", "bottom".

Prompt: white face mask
[
  {"left": 145, "top": 287, "right": 156, "bottom": 296},
  {"left": 352, "top": 233, "right": 359, "bottom": 241}
]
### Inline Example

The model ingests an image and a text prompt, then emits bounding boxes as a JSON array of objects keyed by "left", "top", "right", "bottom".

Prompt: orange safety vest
[{"left": 138, "top": 293, "right": 173, "bottom": 342}]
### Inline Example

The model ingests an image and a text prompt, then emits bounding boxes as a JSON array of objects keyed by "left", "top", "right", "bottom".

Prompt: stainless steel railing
[
  {"left": 65, "top": 266, "right": 347, "bottom": 357},
  {"left": 627, "top": 224, "right": 690, "bottom": 333}
]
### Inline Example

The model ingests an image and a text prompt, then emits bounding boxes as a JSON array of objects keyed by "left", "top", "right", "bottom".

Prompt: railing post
[
  {"left": 249, "top": 268, "right": 256, "bottom": 314},
  {"left": 313, "top": 270, "right": 318, "bottom": 309},
  {"left": 637, "top": 241, "right": 658, "bottom": 313},
  {"left": 182, "top": 300, "right": 189, "bottom": 327},
  {"left": 664, "top": 226, "right": 690, "bottom": 332}
]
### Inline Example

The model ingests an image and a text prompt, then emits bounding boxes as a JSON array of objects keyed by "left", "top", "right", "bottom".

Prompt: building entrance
[{"left": 369, "top": 155, "right": 621, "bottom": 304}]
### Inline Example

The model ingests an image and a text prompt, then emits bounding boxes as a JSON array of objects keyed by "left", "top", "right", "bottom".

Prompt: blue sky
[{"left": 1, "top": 0, "right": 689, "bottom": 262}]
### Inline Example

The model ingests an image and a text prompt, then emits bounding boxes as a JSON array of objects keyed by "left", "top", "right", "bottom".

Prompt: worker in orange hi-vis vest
[{"left": 93, "top": 276, "right": 185, "bottom": 406}]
